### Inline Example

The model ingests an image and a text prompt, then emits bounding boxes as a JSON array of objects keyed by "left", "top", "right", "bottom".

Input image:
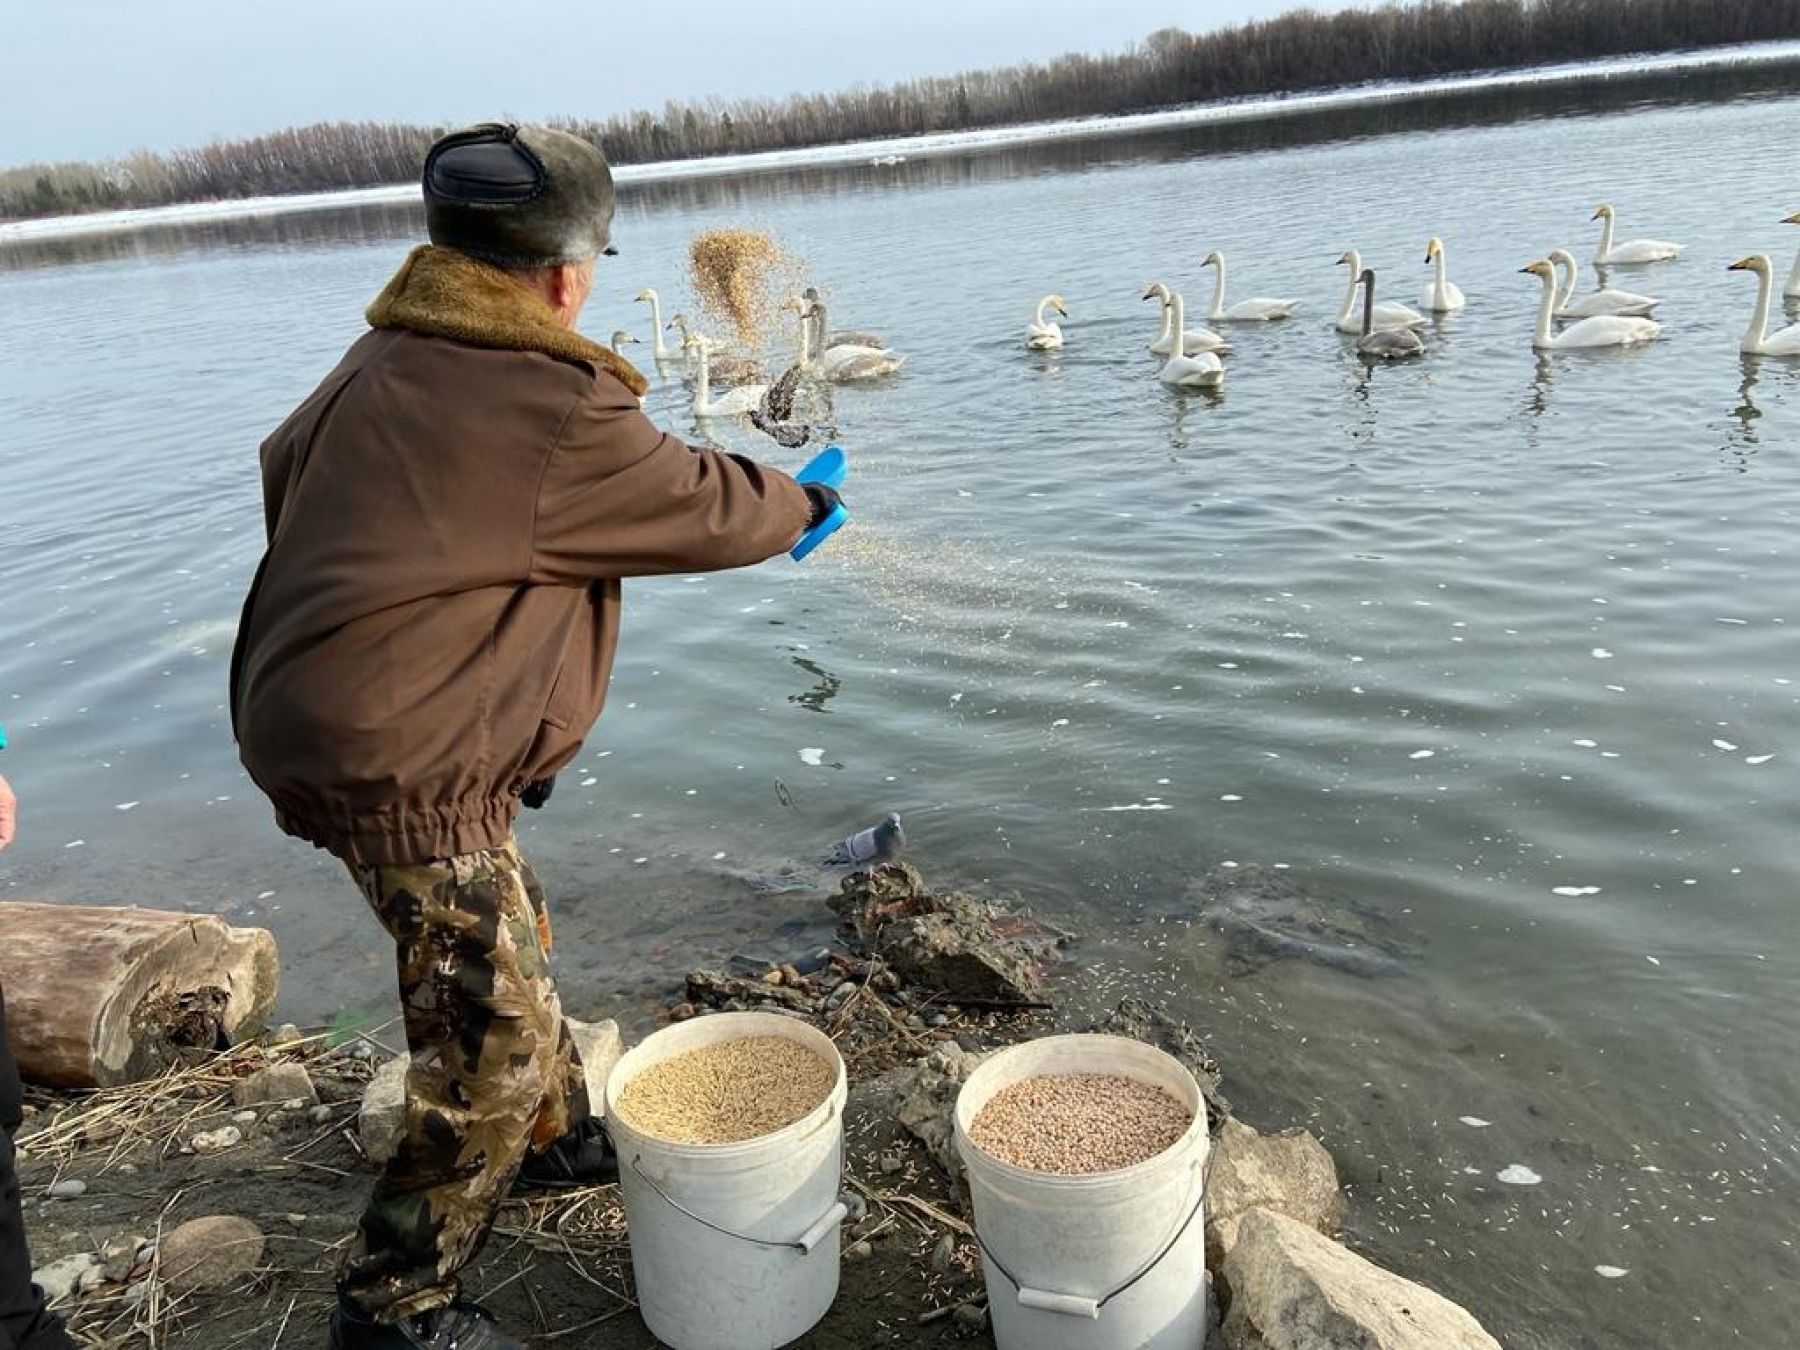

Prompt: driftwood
[{"left": 0, "top": 903, "right": 279, "bottom": 1088}]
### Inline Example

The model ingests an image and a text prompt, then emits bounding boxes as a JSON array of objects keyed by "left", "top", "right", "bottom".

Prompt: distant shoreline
[{"left": 5, "top": 39, "right": 1797, "bottom": 246}]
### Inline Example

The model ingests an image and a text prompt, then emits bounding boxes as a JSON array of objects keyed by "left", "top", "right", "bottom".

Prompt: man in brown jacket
[{"left": 231, "top": 124, "right": 837, "bottom": 1350}]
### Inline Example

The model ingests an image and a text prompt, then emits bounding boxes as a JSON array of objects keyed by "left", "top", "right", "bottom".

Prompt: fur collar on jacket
[{"left": 366, "top": 245, "right": 648, "bottom": 397}]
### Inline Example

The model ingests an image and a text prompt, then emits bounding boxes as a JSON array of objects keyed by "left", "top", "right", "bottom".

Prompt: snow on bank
[{"left": 5, "top": 40, "right": 1797, "bottom": 245}]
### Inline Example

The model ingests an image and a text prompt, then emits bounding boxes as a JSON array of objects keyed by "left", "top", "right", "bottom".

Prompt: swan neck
[
  {"left": 1210, "top": 260, "right": 1225, "bottom": 317},
  {"left": 1746, "top": 265, "right": 1772, "bottom": 352},
  {"left": 694, "top": 342, "right": 710, "bottom": 407},
  {"left": 1035, "top": 297, "right": 1050, "bottom": 327},
  {"left": 1171, "top": 292, "right": 1187, "bottom": 344},
  {"left": 1156, "top": 295, "right": 1174, "bottom": 345},
  {"left": 1433, "top": 248, "right": 1448, "bottom": 303},
  {"left": 1337, "top": 254, "right": 1360, "bottom": 324},
  {"left": 1786, "top": 248, "right": 1800, "bottom": 294},
  {"left": 1597, "top": 213, "right": 1615, "bottom": 261},
  {"left": 1555, "top": 255, "right": 1577, "bottom": 308},
  {"left": 1535, "top": 271, "right": 1556, "bottom": 347},
  {"left": 648, "top": 293, "right": 667, "bottom": 356}
]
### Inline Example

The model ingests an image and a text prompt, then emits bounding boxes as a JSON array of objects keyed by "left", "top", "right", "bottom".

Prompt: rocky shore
[{"left": 15, "top": 865, "right": 1502, "bottom": 1348}]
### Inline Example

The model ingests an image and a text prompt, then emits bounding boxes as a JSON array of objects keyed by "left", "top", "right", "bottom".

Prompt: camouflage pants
[{"left": 340, "top": 837, "right": 589, "bottom": 1322}]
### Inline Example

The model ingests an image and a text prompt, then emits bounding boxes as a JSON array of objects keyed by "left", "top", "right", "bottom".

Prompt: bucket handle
[
  {"left": 974, "top": 1162, "right": 1206, "bottom": 1319},
  {"left": 629, "top": 1155, "right": 849, "bottom": 1255}
]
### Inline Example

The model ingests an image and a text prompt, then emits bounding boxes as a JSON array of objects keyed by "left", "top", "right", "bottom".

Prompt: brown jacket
[{"left": 231, "top": 245, "right": 811, "bottom": 865}]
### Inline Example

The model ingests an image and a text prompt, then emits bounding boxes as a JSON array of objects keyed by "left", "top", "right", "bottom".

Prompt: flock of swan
[
  {"left": 623, "top": 284, "right": 906, "bottom": 420},
  {"left": 1023, "top": 205, "right": 1800, "bottom": 388},
  {"left": 613, "top": 205, "right": 1800, "bottom": 422}
]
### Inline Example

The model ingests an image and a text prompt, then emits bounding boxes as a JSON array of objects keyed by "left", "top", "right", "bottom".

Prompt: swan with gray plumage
[
  {"left": 1358, "top": 269, "right": 1427, "bottom": 360},
  {"left": 1336, "top": 251, "right": 1426, "bottom": 332}
]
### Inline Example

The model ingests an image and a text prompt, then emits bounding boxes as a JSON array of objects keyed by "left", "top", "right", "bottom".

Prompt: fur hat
[{"left": 423, "top": 123, "right": 617, "bottom": 269}]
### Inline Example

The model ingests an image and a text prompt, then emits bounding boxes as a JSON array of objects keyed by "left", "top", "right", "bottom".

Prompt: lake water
[{"left": 4, "top": 74, "right": 1800, "bottom": 1348}]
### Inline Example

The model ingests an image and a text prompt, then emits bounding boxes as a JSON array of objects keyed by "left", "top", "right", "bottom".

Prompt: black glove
[
  {"left": 802, "top": 483, "right": 842, "bottom": 530},
  {"left": 521, "top": 776, "right": 556, "bottom": 809}
]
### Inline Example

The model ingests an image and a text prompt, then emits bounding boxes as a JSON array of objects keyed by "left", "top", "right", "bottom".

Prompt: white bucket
[
  {"left": 603, "top": 1011, "right": 849, "bottom": 1350},
  {"left": 954, "top": 1034, "right": 1211, "bottom": 1350}
]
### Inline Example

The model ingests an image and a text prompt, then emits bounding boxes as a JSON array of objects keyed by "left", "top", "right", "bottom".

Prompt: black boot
[
  {"left": 328, "top": 1297, "right": 523, "bottom": 1349},
  {"left": 514, "top": 1116, "right": 617, "bottom": 1191}
]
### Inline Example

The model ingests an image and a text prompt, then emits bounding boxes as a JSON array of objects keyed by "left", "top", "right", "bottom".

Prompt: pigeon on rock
[{"left": 824, "top": 813, "right": 904, "bottom": 868}]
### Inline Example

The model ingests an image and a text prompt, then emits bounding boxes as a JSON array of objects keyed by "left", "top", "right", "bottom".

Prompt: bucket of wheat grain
[{"left": 604, "top": 1011, "right": 848, "bottom": 1350}]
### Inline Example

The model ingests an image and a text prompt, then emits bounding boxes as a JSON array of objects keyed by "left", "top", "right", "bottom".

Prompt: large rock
[
  {"left": 829, "top": 865, "right": 1067, "bottom": 1003},
  {"left": 885, "top": 1043, "right": 995, "bottom": 1180},
  {"left": 1220, "top": 1209, "right": 1500, "bottom": 1350},
  {"left": 569, "top": 1017, "right": 623, "bottom": 1106},
  {"left": 32, "top": 1253, "right": 103, "bottom": 1306},
  {"left": 159, "top": 1216, "right": 266, "bottom": 1292},
  {"left": 1191, "top": 866, "right": 1416, "bottom": 978},
  {"left": 1205, "top": 1118, "right": 1344, "bottom": 1271},
  {"left": 359, "top": 1055, "right": 409, "bottom": 1165},
  {"left": 232, "top": 1061, "right": 317, "bottom": 1107}
]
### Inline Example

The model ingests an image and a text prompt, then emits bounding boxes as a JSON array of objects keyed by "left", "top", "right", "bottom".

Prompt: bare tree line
[{"left": 4, "top": 0, "right": 1797, "bottom": 221}]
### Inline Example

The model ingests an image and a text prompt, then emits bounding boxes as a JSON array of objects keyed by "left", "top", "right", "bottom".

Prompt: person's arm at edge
[
  {"left": 0, "top": 774, "right": 15, "bottom": 851},
  {"left": 531, "top": 375, "right": 814, "bottom": 582}
]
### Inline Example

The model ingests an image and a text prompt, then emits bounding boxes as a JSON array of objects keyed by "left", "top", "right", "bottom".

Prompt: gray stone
[
  {"left": 189, "top": 1125, "right": 243, "bottom": 1154},
  {"left": 309, "top": 1104, "right": 334, "bottom": 1125},
  {"left": 232, "top": 1062, "right": 317, "bottom": 1107},
  {"left": 844, "top": 1240, "right": 873, "bottom": 1262},
  {"left": 159, "top": 1216, "right": 266, "bottom": 1292},
  {"left": 359, "top": 1056, "right": 409, "bottom": 1166},
  {"left": 1220, "top": 1209, "right": 1500, "bottom": 1350},
  {"left": 32, "top": 1253, "right": 102, "bottom": 1305},
  {"left": 569, "top": 1017, "right": 623, "bottom": 1107},
  {"left": 100, "top": 1233, "right": 148, "bottom": 1283},
  {"left": 930, "top": 1233, "right": 958, "bottom": 1274},
  {"left": 47, "top": 1179, "right": 87, "bottom": 1200},
  {"left": 269, "top": 1023, "right": 304, "bottom": 1048},
  {"left": 1205, "top": 1117, "right": 1344, "bottom": 1272},
  {"left": 232, "top": 1109, "right": 259, "bottom": 1124}
]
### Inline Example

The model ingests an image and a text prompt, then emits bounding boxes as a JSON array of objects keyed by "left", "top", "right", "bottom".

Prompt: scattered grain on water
[
  {"left": 969, "top": 1073, "right": 1190, "bottom": 1174},
  {"left": 615, "top": 1035, "right": 836, "bottom": 1144},
  {"left": 687, "top": 229, "right": 800, "bottom": 349}
]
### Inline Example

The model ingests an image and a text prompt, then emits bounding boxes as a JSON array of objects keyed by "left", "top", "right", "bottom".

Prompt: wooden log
[{"left": 0, "top": 902, "right": 279, "bottom": 1089}]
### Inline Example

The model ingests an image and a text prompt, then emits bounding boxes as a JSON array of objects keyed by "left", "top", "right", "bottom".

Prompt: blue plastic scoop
[{"left": 790, "top": 445, "right": 849, "bottom": 562}]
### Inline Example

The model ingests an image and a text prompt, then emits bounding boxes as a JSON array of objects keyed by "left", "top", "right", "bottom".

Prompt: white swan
[
  {"left": 1521, "top": 259, "right": 1660, "bottom": 351},
  {"left": 1158, "top": 292, "right": 1225, "bottom": 388},
  {"left": 609, "top": 330, "right": 640, "bottom": 351},
  {"left": 1026, "top": 294, "right": 1068, "bottom": 350},
  {"left": 633, "top": 288, "right": 676, "bottom": 359},
  {"left": 1357, "top": 269, "right": 1427, "bottom": 360},
  {"left": 1727, "top": 254, "right": 1800, "bottom": 357},
  {"left": 693, "top": 337, "right": 769, "bottom": 418},
  {"left": 1591, "top": 204, "right": 1683, "bottom": 265},
  {"left": 1420, "top": 237, "right": 1466, "bottom": 313},
  {"left": 1336, "top": 251, "right": 1426, "bottom": 332},
  {"left": 1142, "top": 282, "right": 1230, "bottom": 354},
  {"left": 1784, "top": 211, "right": 1800, "bottom": 300},
  {"left": 1547, "top": 249, "right": 1659, "bottom": 318},
  {"left": 1200, "top": 251, "right": 1296, "bottom": 322}
]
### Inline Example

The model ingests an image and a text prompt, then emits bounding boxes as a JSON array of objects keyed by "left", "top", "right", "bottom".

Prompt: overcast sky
[{"left": 1, "top": 0, "right": 1364, "bottom": 165}]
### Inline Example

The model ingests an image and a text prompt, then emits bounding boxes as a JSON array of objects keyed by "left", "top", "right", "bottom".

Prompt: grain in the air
[
  {"left": 687, "top": 229, "right": 796, "bottom": 349},
  {"left": 969, "top": 1073, "right": 1191, "bottom": 1174},
  {"left": 615, "top": 1035, "right": 835, "bottom": 1144}
]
